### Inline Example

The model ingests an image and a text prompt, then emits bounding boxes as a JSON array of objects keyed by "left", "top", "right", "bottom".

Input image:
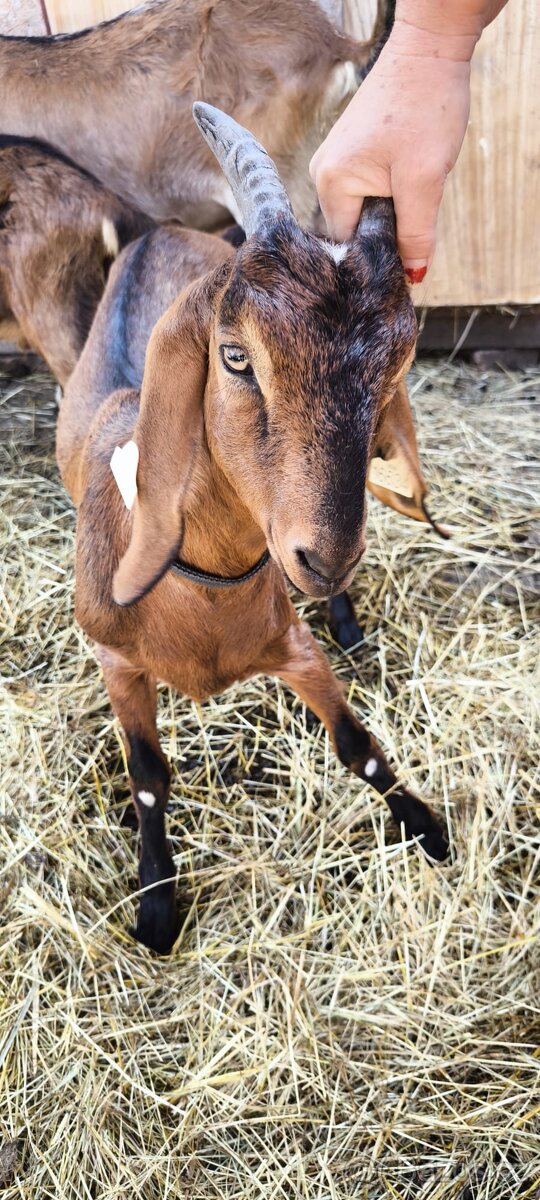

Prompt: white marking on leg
[
  {"left": 364, "top": 757, "right": 378, "bottom": 778},
  {"left": 138, "top": 790, "right": 156, "bottom": 808}
]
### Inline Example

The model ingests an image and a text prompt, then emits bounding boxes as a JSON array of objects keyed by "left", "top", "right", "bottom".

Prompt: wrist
[{"left": 391, "top": 1, "right": 488, "bottom": 61}]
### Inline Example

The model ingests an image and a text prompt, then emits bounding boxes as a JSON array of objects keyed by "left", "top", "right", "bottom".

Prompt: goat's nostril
[
  {"left": 297, "top": 548, "right": 339, "bottom": 582},
  {"left": 296, "top": 547, "right": 363, "bottom": 583}
]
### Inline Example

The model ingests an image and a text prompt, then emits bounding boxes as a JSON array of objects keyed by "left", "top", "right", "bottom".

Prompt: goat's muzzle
[
  {"left": 294, "top": 546, "right": 362, "bottom": 596},
  {"left": 268, "top": 527, "right": 363, "bottom": 598}
]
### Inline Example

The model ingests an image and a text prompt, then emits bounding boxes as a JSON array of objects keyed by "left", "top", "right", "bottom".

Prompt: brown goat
[
  {"left": 58, "top": 105, "right": 448, "bottom": 955},
  {"left": 0, "top": 135, "right": 364, "bottom": 649},
  {"left": 0, "top": 0, "right": 375, "bottom": 230},
  {"left": 0, "top": 137, "right": 152, "bottom": 385}
]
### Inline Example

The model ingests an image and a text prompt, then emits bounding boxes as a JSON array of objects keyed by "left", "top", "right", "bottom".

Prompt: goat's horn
[
  {"left": 192, "top": 101, "right": 293, "bottom": 237},
  {"left": 357, "top": 197, "right": 397, "bottom": 240}
]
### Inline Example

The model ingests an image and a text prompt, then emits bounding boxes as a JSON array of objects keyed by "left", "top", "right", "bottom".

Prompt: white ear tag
[
  {"left": 110, "top": 440, "right": 139, "bottom": 510},
  {"left": 368, "top": 455, "right": 414, "bottom": 499}
]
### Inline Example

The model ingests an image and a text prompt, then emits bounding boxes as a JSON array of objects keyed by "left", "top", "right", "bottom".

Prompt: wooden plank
[
  {"left": 343, "top": 0, "right": 376, "bottom": 41},
  {"left": 416, "top": 306, "right": 540, "bottom": 352},
  {"left": 45, "top": 0, "right": 129, "bottom": 32},
  {"left": 424, "top": 0, "right": 539, "bottom": 307},
  {"left": 0, "top": 0, "right": 47, "bottom": 35},
  {"left": 345, "top": 0, "right": 540, "bottom": 307}
]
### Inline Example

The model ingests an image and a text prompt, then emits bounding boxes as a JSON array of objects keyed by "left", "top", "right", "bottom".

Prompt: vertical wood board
[{"left": 45, "top": 0, "right": 127, "bottom": 30}]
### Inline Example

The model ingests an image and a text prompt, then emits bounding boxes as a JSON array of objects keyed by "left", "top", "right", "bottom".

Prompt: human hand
[{"left": 310, "top": 31, "right": 474, "bottom": 282}]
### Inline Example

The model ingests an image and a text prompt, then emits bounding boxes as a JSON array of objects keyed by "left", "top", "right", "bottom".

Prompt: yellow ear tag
[
  {"left": 368, "top": 455, "right": 414, "bottom": 499},
  {"left": 110, "top": 440, "right": 139, "bottom": 510}
]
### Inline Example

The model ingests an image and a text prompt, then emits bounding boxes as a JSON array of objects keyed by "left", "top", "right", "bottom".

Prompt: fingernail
[{"left": 405, "top": 263, "right": 427, "bottom": 284}]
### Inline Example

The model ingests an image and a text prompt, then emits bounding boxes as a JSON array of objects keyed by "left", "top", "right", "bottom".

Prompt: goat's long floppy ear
[
  {"left": 367, "top": 382, "right": 448, "bottom": 537},
  {"left": 192, "top": 102, "right": 294, "bottom": 236},
  {"left": 113, "top": 279, "right": 218, "bottom": 606}
]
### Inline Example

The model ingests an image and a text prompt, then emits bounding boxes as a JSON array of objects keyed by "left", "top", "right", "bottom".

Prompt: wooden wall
[
  {"left": 2, "top": 0, "right": 538, "bottom": 308},
  {"left": 46, "top": 0, "right": 125, "bottom": 29}
]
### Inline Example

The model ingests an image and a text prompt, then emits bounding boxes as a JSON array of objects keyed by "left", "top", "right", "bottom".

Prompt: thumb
[{"left": 393, "top": 171, "right": 443, "bottom": 282}]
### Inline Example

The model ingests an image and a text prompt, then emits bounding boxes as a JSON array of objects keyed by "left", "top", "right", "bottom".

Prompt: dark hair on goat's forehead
[
  {"left": 219, "top": 220, "right": 331, "bottom": 309},
  {"left": 219, "top": 216, "right": 415, "bottom": 365},
  {"left": 222, "top": 215, "right": 410, "bottom": 313},
  {"left": 221, "top": 227, "right": 350, "bottom": 337},
  {"left": 246, "top": 219, "right": 340, "bottom": 285}
]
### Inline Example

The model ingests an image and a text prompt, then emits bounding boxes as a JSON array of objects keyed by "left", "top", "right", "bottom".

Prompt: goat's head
[
  {"left": 114, "top": 105, "right": 428, "bottom": 607},
  {"left": 200, "top": 105, "right": 418, "bottom": 597}
]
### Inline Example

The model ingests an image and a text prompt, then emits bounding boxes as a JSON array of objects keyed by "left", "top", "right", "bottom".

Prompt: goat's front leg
[
  {"left": 260, "top": 622, "right": 448, "bottom": 861},
  {"left": 328, "top": 591, "right": 364, "bottom": 651},
  {"left": 97, "top": 647, "right": 179, "bottom": 954}
]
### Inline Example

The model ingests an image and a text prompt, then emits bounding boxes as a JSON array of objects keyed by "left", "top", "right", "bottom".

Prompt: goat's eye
[{"left": 220, "top": 344, "right": 253, "bottom": 376}]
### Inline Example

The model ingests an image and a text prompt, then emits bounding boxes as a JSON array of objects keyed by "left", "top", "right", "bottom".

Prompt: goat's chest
[{"left": 135, "top": 568, "right": 292, "bottom": 702}]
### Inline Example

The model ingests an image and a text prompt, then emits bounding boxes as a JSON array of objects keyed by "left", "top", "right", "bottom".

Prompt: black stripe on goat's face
[{"left": 207, "top": 217, "right": 417, "bottom": 599}]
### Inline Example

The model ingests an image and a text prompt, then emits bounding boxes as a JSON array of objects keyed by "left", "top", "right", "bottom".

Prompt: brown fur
[
  {"left": 56, "top": 217, "right": 448, "bottom": 953},
  {"left": 0, "top": 0, "right": 371, "bottom": 229},
  {"left": 0, "top": 138, "right": 152, "bottom": 383}
]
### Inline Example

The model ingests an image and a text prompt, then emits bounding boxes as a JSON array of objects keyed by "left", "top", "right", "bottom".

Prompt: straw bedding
[{"left": 1, "top": 358, "right": 539, "bottom": 1198}]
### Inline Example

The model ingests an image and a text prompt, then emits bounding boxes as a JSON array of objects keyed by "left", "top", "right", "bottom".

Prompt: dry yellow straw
[{"left": 1, "top": 358, "right": 539, "bottom": 1198}]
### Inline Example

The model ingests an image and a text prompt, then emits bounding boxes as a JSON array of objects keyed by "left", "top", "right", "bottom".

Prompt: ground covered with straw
[{"left": 1, "top": 359, "right": 539, "bottom": 1199}]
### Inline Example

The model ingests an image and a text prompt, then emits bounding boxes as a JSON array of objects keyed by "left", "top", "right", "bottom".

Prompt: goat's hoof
[
  {"left": 132, "top": 914, "right": 180, "bottom": 956},
  {"left": 407, "top": 807, "right": 449, "bottom": 863},
  {"left": 417, "top": 820, "right": 449, "bottom": 863},
  {"left": 132, "top": 890, "right": 180, "bottom": 955},
  {"left": 391, "top": 793, "right": 449, "bottom": 863}
]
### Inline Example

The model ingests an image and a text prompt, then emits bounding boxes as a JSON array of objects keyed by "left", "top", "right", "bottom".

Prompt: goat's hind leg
[
  {"left": 261, "top": 622, "right": 448, "bottom": 862},
  {"left": 97, "top": 647, "right": 179, "bottom": 954}
]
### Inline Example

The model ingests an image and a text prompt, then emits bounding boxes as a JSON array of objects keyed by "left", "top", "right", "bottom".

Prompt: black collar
[{"left": 170, "top": 548, "right": 270, "bottom": 589}]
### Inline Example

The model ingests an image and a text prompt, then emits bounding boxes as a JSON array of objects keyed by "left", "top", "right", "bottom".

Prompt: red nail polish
[{"left": 405, "top": 266, "right": 427, "bottom": 284}]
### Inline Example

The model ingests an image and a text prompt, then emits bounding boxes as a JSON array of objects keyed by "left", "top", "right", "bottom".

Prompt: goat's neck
[{"left": 180, "top": 443, "right": 266, "bottom": 579}]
